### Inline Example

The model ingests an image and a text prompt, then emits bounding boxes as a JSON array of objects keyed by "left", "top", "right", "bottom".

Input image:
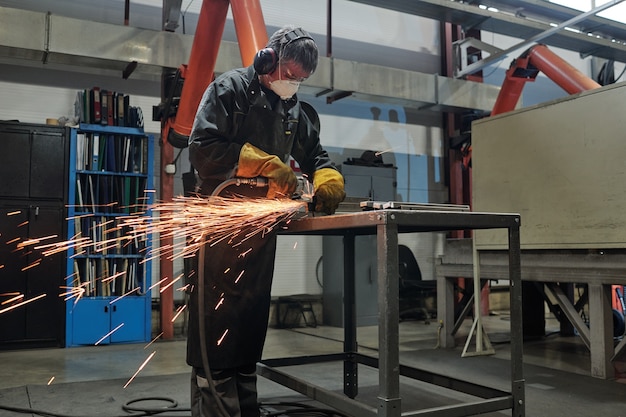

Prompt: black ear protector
[{"left": 253, "top": 28, "right": 313, "bottom": 75}]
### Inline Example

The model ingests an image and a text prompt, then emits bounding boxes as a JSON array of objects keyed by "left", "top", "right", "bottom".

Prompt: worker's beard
[{"left": 269, "top": 79, "right": 300, "bottom": 100}]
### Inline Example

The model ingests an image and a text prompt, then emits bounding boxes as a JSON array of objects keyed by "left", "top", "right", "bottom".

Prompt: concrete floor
[{"left": 0, "top": 313, "right": 625, "bottom": 417}]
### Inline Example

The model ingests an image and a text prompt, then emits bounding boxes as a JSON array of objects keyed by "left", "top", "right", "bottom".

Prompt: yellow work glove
[
  {"left": 236, "top": 143, "right": 297, "bottom": 199},
  {"left": 313, "top": 168, "right": 346, "bottom": 214}
]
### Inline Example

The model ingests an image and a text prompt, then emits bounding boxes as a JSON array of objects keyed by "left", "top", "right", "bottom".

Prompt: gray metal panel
[
  {"left": 0, "top": 7, "right": 46, "bottom": 61},
  {"left": 46, "top": 14, "right": 193, "bottom": 77},
  {"left": 472, "top": 81, "right": 626, "bottom": 250},
  {"left": 347, "top": 0, "right": 626, "bottom": 63},
  {"left": 332, "top": 59, "right": 437, "bottom": 108}
]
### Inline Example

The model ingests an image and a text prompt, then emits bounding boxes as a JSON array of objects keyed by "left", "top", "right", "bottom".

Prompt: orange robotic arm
[
  {"left": 162, "top": 0, "right": 269, "bottom": 148},
  {"left": 462, "top": 44, "right": 602, "bottom": 168},
  {"left": 491, "top": 44, "right": 601, "bottom": 116},
  {"left": 156, "top": 0, "right": 269, "bottom": 339}
]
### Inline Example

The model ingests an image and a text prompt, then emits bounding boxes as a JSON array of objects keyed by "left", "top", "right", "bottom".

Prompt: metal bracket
[{"left": 453, "top": 37, "right": 503, "bottom": 79}]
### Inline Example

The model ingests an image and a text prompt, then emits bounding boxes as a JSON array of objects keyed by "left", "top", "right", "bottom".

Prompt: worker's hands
[
  {"left": 313, "top": 168, "right": 346, "bottom": 214},
  {"left": 236, "top": 143, "right": 297, "bottom": 199}
]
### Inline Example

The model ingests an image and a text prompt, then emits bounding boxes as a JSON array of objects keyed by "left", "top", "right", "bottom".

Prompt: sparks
[
  {"left": 47, "top": 377, "right": 55, "bottom": 385},
  {"left": 148, "top": 277, "right": 169, "bottom": 292},
  {"left": 59, "top": 285, "right": 87, "bottom": 303},
  {"left": 217, "top": 329, "right": 229, "bottom": 346},
  {"left": 238, "top": 248, "right": 253, "bottom": 258},
  {"left": 171, "top": 304, "right": 187, "bottom": 322},
  {"left": 16, "top": 235, "right": 58, "bottom": 249},
  {"left": 5, "top": 237, "right": 20, "bottom": 245},
  {"left": 109, "top": 288, "right": 139, "bottom": 304},
  {"left": 95, "top": 323, "right": 124, "bottom": 345},
  {"left": 145, "top": 332, "right": 163, "bottom": 349},
  {"left": 160, "top": 273, "right": 184, "bottom": 293},
  {"left": 1, "top": 293, "right": 24, "bottom": 306},
  {"left": 9, "top": 196, "right": 305, "bottom": 312},
  {"left": 123, "top": 350, "right": 156, "bottom": 388},
  {"left": 122, "top": 195, "right": 307, "bottom": 263},
  {"left": 0, "top": 294, "right": 46, "bottom": 315},
  {"left": 21, "top": 259, "right": 42, "bottom": 272},
  {"left": 375, "top": 147, "right": 396, "bottom": 156},
  {"left": 234, "top": 270, "right": 245, "bottom": 284}
]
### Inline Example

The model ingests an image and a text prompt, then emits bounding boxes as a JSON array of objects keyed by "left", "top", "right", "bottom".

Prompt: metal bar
[
  {"left": 544, "top": 283, "right": 591, "bottom": 349},
  {"left": 588, "top": 283, "right": 614, "bottom": 378},
  {"left": 401, "top": 397, "right": 513, "bottom": 417},
  {"left": 436, "top": 270, "right": 456, "bottom": 348},
  {"left": 354, "top": 353, "right": 509, "bottom": 399},
  {"left": 456, "top": 0, "right": 626, "bottom": 78},
  {"left": 377, "top": 217, "right": 401, "bottom": 417},
  {"left": 611, "top": 335, "right": 626, "bottom": 362},
  {"left": 260, "top": 353, "right": 347, "bottom": 368},
  {"left": 343, "top": 232, "right": 358, "bottom": 398},
  {"left": 256, "top": 363, "right": 377, "bottom": 417},
  {"left": 508, "top": 221, "right": 525, "bottom": 417}
]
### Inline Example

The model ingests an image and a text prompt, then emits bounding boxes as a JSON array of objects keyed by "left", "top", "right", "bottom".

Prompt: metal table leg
[
  {"left": 377, "top": 221, "right": 401, "bottom": 417},
  {"left": 344, "top": 232, "right": 358, "bottom": 398},
  {"left": 509, "top": 222, "right": 525, "bottom": 417}
]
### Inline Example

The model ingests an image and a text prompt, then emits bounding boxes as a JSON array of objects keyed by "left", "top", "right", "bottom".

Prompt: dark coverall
[{"left": 187, "top": 65, "right": 338, "bottom": 417}]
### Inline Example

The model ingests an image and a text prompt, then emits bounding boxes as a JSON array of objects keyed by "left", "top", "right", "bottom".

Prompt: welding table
[{"left": 259, "top": 209, "right": 524, "bottom": 417}]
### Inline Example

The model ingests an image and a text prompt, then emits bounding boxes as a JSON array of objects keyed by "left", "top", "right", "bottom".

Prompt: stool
[{"left": 276, "top": 295, "right": 318, "bottom": 328}]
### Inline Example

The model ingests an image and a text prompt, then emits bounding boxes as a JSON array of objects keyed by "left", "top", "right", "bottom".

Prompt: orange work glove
[
  {"left": 236, "top": 143, "right": 297, "bottom": 199},
  {"left": 313, "top": 168, "right": 346, "bottom": 214}
]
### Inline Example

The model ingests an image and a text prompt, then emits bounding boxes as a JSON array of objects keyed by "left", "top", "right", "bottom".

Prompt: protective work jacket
[{"left": 187, "top": 65, "right": 337, "bottom": 369}]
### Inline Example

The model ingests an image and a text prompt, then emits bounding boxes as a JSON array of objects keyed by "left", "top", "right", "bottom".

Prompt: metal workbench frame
[{"left": 259, "top": 209, "right": 524, "bottom": 417}]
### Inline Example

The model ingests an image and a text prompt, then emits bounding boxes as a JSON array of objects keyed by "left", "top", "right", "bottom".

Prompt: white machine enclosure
[{"left": 472, "top": 81, "right": 626, "bottom": 250}]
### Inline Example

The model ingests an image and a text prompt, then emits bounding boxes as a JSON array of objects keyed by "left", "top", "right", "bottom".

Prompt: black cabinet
[
  {"left": 0, "top": 123, "right": 68, "bottom": 200},
  {"left": 0, "top": 122, "right": 68, "bottom": 349}
]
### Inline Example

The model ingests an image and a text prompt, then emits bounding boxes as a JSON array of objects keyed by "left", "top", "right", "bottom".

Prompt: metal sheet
[{"left": 473, "top": 81, "right": 626, "bottom": 250}]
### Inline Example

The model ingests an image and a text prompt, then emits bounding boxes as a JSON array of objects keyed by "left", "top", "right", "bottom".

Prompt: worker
[{"left": 186, "top": 25, "right": 346, "bottom": 417}]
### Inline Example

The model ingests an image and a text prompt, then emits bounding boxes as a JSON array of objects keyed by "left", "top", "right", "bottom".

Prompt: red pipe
[
  {"left": 491, "top": 44, "right": 601, "bottom": 116},
  {"left": 168, "top": 0, "right": 230, "bottom": 141},
  {"left": 230, "top": 0, "right": 269, "bottom": 65},
  {"left": 491, "top": 66, "right": 530, "bottom": 116},
  {"left": 528, "top": 44, "right": 601, "bottom": 94},
  {"left": 159, "top": 133, "right": 175, "bottom": 339},
  {"left": 160, "top": 0, "right": 229, "bottom": 339}
]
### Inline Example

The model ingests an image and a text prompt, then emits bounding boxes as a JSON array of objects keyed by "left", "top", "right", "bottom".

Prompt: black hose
[
  {"left": 194, "top": 177, "right": 269, "bottom": 417},
  {"left": 197, "top": 239, "right": 230, "bottom": 417},
  {"left": 211, "top": 177, "right": 268, "bottom": 197}
]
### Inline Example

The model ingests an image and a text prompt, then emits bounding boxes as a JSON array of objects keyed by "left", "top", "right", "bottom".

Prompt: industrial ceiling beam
[
  {"left": 0, "top": 5, "right": 499, "bottom": 113},
  {"left": 346, "top": 0, "right": 626, "bottom": 64},
  {"left": 456, "top": 0, "right": 626, "bottom": 78}
]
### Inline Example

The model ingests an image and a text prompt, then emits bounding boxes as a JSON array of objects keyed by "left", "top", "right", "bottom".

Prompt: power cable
[{"left": 196, "top": 235, "right": 230, "bottom": 417}]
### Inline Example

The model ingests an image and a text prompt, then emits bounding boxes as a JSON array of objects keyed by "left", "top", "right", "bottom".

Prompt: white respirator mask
[{"left": 269, "top": 79, "right": 300, "bottom": 100}]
